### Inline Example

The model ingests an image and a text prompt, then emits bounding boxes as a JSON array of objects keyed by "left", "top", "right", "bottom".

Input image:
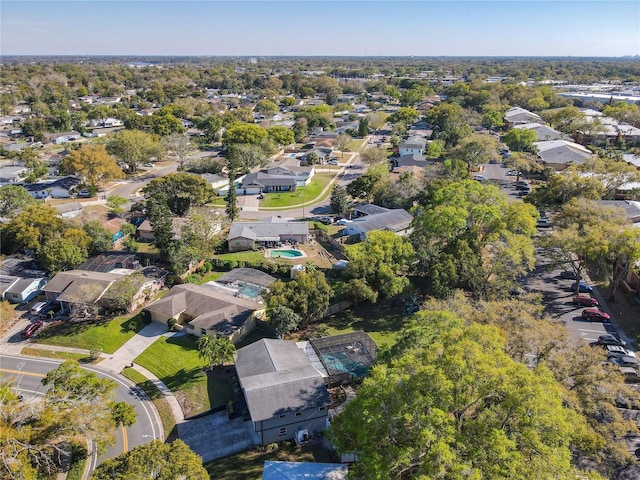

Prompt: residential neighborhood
[{"left": 1, "top": 48, "right": 640, "bottom": 480}]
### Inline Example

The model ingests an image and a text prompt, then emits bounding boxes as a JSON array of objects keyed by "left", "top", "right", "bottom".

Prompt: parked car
[
  {"left": 144, "top": 162, "right": 154, "bottom": 167},
  {"left": 536, "top": 218, "right": 553, "bottom": 228},
  {"left": 506, "top": 170, "right": 519, "bottom": 176},
  {"left": 558, "top": 271, "right": 578, "bottom": 280},
  {"left": 327, "top": 159, "right": 339, "bottom": 165},
  {"left": 515, "top": 184, "right": 530, "bottom": 191},
  {"left": 489, "top": 159, "right": 498, "bottom": 164},
  {"left": 609, "top": 355, "right": 639, "bottom": 368},
  {"left": 606, "top": 345, "right": 637, "bottom": 359},
  {"left": 77, "top": 189, "right": 91, "bottom": 198},
  {"left": 570, "top": 281, "right": 594, "bottom": 294},
  {"left": 39, "top": 302, "right": 61, "bottom": 318},
  {"left": 31, "top": 301, "right": 48, "bottom": 315},
  {"left": 22, "top": 320, "right": 44, "bottom": 339},
  {"left": 582, "top": 308, "right": 611, "bottom": 322},
  {"left": 473, "top": 174, "right": 487, "bottom": 181},
  {"left": 336, "top": 219, "right": 353, "bottom": 225},
  {"left": 573, "top": 295, "right": 599, "bottom": 307},
  {"left": 598, "top": 334, "right": 626, "bottom": 347}
]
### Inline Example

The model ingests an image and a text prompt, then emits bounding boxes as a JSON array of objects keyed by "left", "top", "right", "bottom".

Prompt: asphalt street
[{"left": 0, "top": 354, "right": 162, "bottom": 468}]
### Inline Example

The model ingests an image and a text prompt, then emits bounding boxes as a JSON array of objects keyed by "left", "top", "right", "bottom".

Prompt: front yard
[
  {"left": 34, "top": 313, "right": 147, "bottom": 353},
  {"left": 134, "top": 334, "right": 235, "bottom": 418},
  {"left": 259, "top": 173, "right": 335, "bottom": 208}
]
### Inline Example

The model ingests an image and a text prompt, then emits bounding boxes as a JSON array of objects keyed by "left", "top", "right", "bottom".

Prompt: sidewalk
[{"left": 2, "top": 323, "right": 185, "bottom": 425}]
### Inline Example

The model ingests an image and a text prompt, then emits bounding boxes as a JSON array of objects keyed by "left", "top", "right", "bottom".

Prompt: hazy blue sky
[{"left": 2, "top": 1, "right": 639, "bottom": 56}]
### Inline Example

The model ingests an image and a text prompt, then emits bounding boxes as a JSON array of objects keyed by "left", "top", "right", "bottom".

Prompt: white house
[{"left": 398, "top": 136, "right": 427, "bottom": 156}]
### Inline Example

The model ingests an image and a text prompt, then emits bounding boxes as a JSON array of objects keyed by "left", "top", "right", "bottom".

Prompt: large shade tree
[
  {"left": 61, "top": 143, "right": 125, "bottom": 188},
  {"left": 142, "top": 172, "right": 214, "bottom": 216}
]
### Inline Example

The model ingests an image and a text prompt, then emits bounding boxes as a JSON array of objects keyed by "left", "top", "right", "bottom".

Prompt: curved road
[{"left": 0, "top": 354, "right": 162, "bottom": 471}]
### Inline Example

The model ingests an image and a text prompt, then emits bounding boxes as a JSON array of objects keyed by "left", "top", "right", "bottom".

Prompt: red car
[
  {"left": 573, "top": 295, "right": 599, "bottom": 307},
  {"left": 21, "top": 320, "right": 43, "bottom": 338},
  {"left": 581, "top": 308, "right": 611, "bottom": 322}
]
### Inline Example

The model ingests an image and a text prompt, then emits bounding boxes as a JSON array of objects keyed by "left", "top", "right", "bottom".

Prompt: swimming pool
[
  {"left": 270, "top": 249, "right": 305, "bottom": 258},
  {"left": 237, "top": 282, "right": 263, "bottom": 299}
]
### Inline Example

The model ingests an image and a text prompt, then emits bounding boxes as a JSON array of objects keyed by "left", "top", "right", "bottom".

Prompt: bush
[{"left": 167, "top": 318, "right": 177, "bottom": 331}]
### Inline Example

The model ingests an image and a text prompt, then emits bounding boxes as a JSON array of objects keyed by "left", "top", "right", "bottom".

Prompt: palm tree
[{"left": 196, "top": 335, "right": 236, "bottom": 369}]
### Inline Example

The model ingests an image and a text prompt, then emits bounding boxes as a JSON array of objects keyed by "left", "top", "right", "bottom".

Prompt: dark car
[
  {"left": 573, "top": 295, "right": 599, "bottom": 307},
  {"left": 558, "top": 271, "right": 578, "bottom": 280},
  {"left": 22, "top": 320, "right": 44, "bottom": 339},
  {"left": 39, "top": 302, "right": 61, "bottom": 318},
  {"left": 582, "top": 308, "right": 611, "bottom": 322},
  {"left": 571, "top": 281, "right": 594, "bottom": 294},
  {"left": 598, "top": 334, "right": 626, "bottom": 347},
  {"left": 515, "top": 184, "right": 530, "bottom": 191}
]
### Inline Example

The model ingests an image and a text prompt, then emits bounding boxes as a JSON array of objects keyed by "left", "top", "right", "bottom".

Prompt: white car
[
  {"left": 607, "top": 345, "right": 637, "bottom": 359},
  {"left": 336, "top": 219, "right": 353, "bottom": 225},
  {"left": 473, "top": 174, "right": 487, "bottom": 181}
]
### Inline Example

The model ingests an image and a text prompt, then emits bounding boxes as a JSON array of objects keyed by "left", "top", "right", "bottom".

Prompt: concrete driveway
[{"left": 177, "top": 410, "right": 259, "bottom": 463}]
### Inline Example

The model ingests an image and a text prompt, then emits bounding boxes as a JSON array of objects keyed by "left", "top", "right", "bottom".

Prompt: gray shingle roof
[
  {"left": 235, "top": 339, "right": 329, "bottom": 422},
  {"left": 352, "top": 209, "right": 413, "bottom": 233},
  {"left": 228, "top": 221, "right": 309, "bottom": 241},
  {"left": 353, "top": 203, "right": 389, "bottom": 216}
]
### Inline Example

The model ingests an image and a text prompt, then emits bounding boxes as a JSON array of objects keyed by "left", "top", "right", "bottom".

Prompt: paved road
[{"left": 0, "top": 354, "right": 162, "bottom": 469}]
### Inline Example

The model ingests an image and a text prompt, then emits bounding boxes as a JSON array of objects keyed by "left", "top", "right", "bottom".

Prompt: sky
[{"left": 1, "top": 1, "right": 639, "bottom": 57}]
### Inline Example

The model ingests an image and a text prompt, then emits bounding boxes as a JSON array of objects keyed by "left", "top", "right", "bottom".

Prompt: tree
[
  {"left": 255, "top": 99, "right": 279, "bottom": 115},
  {"left": 2, "top": 204, "right": 64, "bottom": 254},
  {"left": 195, "top": 114, "right": 223, "bottom": 143},
  {"left": 225, "top": 172, "right": 240, "bottom": 222},
  {"left": 366, "top": 112, "right": 386, "bottom": 134},
  {"left": 83, "top": 220, "right": 114, "bottom": 255},
  {"left": 329, "top": 317, "right": 597, "bottom": 480},
  {"left": 450, "top": 133, "right": 500, "bottom": 172},
  {"left": 38, "top": 236, "right": 88, "bottom": 273},
  {"left": 106, "top": 129, "right": 164, "bottom": 173},
  {"left": 141, "top": 172, "right": 214, "bottom": 216},
  {"left": 2, "top": 361, "right": 134, "bottom": 478},
  {"left": 268, "top": 305, "right": 302, "bottom": 335},
  {"left": 267, "top": 126, "right": 294, "bottom": 146},
  {"left": 293, "top": 117, "right": 308, "bottom": 142},
  {"left": 482, "top": 109, "right": 505, "bottom": 129},
  {"left": 336, "top": 132, "right": 352, "bottom": 157},
  {"left": 61, "top": 143, "right": 125, "bottom": 188},
  {"left": 425, "top": 138, "right": 446, "bottom": 158},
  {"left": 103, "top": 273, "right": 144, "bottom": 312},
  {"left": 577, "top": 157, "right": 640, "bottom": 200},
  {"left": 388, "top": 107, "right": 419, "bottom": 125},
  {"left": 162, "top": 132, "right": 192, "bottom": 167},
  {"left": 179, "top": 208, "right": 225, "bottom": 262},
  {"left": 504, "top": 128, "right": 537, "bottom": 152},
  {"left": 106, "top": 194, "right": 128, "bottom": 218},
  {"left": 109, "top": 401, "right": 137, "bottom": 428},
  {"left": 357, "top": 117, "right": 369, "bottom": 137},
  {"left": 223, "top": 123, "right": 268, "bottom": 145},
  {"left": 359, "top": 147, "right": 387, "bottom": 165},
  {"left": 265, "top": 270, "right": 333, "bottom": 325},
  {"left": 411, "top": 180, "right": 537, "bottom": 299},
  {"left": 196, "top": 334, "right": 236, "bottom": 368},
  {"left": 91, "top": 439, "right": 208, "bottom": 480},
  {"left": 227, "top": 143, "right": 267, "bottom": 174},
  {"left": 0, "top": 185, "right": 36, "bottom": 217},
  {"left": 346, "top": 162, "right": 388, "bottom": 203},
  {"left": 344, "top": 230, "right": 414, "bottom": 300},
  {"left": 145, "top": 194, "right": 174, "bottom": 255},
  {"left": 425, "top": 102, "right": 472, "bottom": 147},
  {"left": 330, "top": 184, "right": 349, "bottom": 216},
  {"left": 149, "top": 112, "right": 186, "bottom": 136},
  {"left": 305, "top": 151, "right": 319, "bottom": 165}
]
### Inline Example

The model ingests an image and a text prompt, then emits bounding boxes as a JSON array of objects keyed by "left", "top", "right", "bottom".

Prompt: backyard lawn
[
  {"left": 134, "top": 334, "right": 234, "bottom": 418},
  {"left": 35, "top": 313, "right": 147, "bottom": 354},
  {"left": 259, "top": 173, "right": 335, "bottom": 208},
  {"left": 205, "top": 442, "right": 334, "bottom": 480},
  {"left": 214, "top": 251, "right": 269, "bottom": 264},
  {"left": 300, "top": 301, "right": 407, "bottom": 349}
]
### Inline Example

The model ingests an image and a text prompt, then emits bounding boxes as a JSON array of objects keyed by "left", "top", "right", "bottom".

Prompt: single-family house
[
  {"left": 398, "top": 136, "right": 427, "bottom": 156},
  {"left": 343, "top": 208, "right": 413, "bottom": 240},
  {"left": 22, "top": 176, "right": 81, "bottom": 200},
  {"left": 201, "top": 173, "right": 231, "bottom": 195},
  {"left": 235, "top": 339, "right": 330, "bottom": 445},
  {"left": 262, "top": 462, "right": 348, "bottom": 480},
  {"left": 597, "top": 200, "right": 640, "bottom": 225},
  {"left": 42, "top": 269, "right": 152, "bottom": 314},
  {"left": 351, "top": 203, "right": 390, "bottom": 218},
  {"left": 0, "top": 166, "right": 29, "bottom": 186},
  {"left": 144, "top": 283, "right": 264, "bottom": 341},
  {"left": 239, "top": 166, "right": 313, "bottom": 195},
  {"left": 391, "top": 153, "right": 431, "bottom": 170},
  {"left": 46, "top": 131, "right": 82, "bottom": 145},
  {"left": 504, "top": 107, "right": 542, "bottom": 128},
  {"left": 137, "top": 217, "right": 190, "bottom": 242},
  {"left": 514, "top": 123, "right": 570, "bottom": 141},
  {"left": 534, "top": 140, "right": 593, "bottom": 171},
  {"left": 300, "top": 147, "right": 332, "bottom": 165},
  {"left": 227, "top": 220, "right": 309, "bottom": 252},
  {"left": 53, "top": 202, "right": 83, "bottom": 218},
  {"left": 0, "top": 275, "right": 47, "bottom": 304}
]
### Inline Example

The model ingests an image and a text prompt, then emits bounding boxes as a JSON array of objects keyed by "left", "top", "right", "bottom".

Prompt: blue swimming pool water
[
  {"left": 270, "top": 249, "right": 303, "bottom": 258},
  {"left": 238, "top": 283, "right": 262, "bottom": 299}
]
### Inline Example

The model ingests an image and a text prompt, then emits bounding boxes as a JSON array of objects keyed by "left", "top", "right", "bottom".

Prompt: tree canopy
[
  {"left": 265, "top": 270, "right": 333, "bottom": 325},
  {"left": 105, "top": 129, "right": 164, "bottom": 173},
  {"left": 0, "top": 185, "right": 36, "bottom": 217},
  {"left": 142, "top": 172, "right": 214, "bottom": 216}
]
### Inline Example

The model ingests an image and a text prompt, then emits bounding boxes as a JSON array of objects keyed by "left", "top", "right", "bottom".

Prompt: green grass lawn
[
  {"left": 121, "top": 367, "right": 177, "bottom": 442},
  {"left": 313, "top": 302, "right": 407, "bottom": 349},
  {"left": 35, "top": 313, "right": 147, "bottom": 354},
  {"left": 214, "top": 251, "right": 268, "bottom": 263},
  {"left": 209, "top": 196, "right": 227, "bottom": 206},
  {"left": 260, "top": 173, "right": 335, "bottom": 208},
  {"left": 196, "top": 271, "right": 224, "bottom": 284},
  {"left": 205, "top": 442, "right": 334, "bottom": 480},
  {"left": 347, "top": 137, "right": 367, "bottom": 152},
  {"left": 20, "top": 347, "right": 99, "bottom": 363},
  {"left": 134, "top": 335, "right": 234, "bottom": 418}
]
